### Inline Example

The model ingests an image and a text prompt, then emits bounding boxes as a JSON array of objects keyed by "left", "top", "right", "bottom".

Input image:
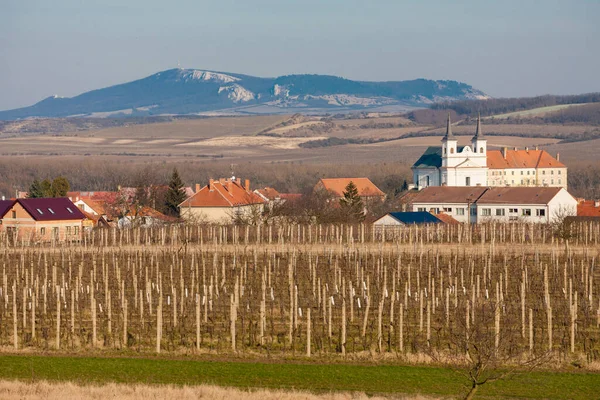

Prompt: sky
[{"left": 1, "top": 0, "right": 599, "bottom": 110}]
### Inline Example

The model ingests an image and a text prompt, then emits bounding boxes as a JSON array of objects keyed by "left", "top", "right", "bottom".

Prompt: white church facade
[{"left": 412, "top": 115, "right": 567, "bottom": 189}]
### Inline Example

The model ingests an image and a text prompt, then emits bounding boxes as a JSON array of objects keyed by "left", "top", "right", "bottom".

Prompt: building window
[
  {"left": 551, "top": 179, "right": 554, "bottom": 184},
  {"left": 417, "top": 207, "right": 426, "bottom": 212},
  {"left": 521, "top": 171, "right": 524, "bottom": 175},
  {"left": 66, "top": 226, "right": 72, "bottom": 235},
  {"left": 36, "top": 208, "right": 44, "bottom": 215},
  {"left": 456, "top": 208, "right": 465, "bottom": 215},
  {"left": 466, "top": 177, "right": 471, "bottom": 186},
  {"left": 558, "top": 179, "right": 561, "bottom": 184},
  {"left": 558, "top": 170, "right": 562, "bottom": 175},
  {"left": 425, "top": 176, "right": 430, "bottom": 187},
  {"left": 443, "top": 207, "right": 452, "bottom": 212},
  {"left": 444, "top": 148, "right": 447, "bottom": 154},
  {"left": 536, "top": 209, "right": 546, "bottom": 217},
  {"left": 74, "top": 226, "right": 79, "bottom": 235},
  {"left": 509, "top": 208, "right": 518, "bottom": 214},
  {"left": 52, "top": 227, "right": 59, "bottom": 239},
  {"left": 450, "top": 148, "right": 454, "bottom": 154},
  {"left": 12, "top": 210, "right": 16, "bottom": 219},
  {"left": 542, "top": 170, "right": 545, "bottom": 175},
  {"left": 496, "top": 209, "right": 505, "bottom": 216},
  {"left": 551, "top": 170, "right": 554, "bottom": 175},
  {"left": 522, "top": 209, "right": 532, "bottom": 216},
  {"left": 481, "top": 208, "right": 491, "bottom": 216},
  {"left": 511, "top": 171, "right": 514, "bottom": 175},
  {"left": 470, "top": 207, "right": 477, "bottom": 216},
  {"left": 480, "top": 147, "right": 483, "bottom": 153},
  {"left": 40, "top": 227, "right": 46, "bottom": 235},
  {"left": 527, "top": 171, "right": 530, "bottom": 175}
]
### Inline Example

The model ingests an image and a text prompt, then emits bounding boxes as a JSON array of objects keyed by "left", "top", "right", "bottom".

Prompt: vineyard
[{"left": 0, "top": 222, "right": 599, "bottom": 368}]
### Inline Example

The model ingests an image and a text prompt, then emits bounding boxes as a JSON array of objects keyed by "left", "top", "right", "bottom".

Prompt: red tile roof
[
  {"left": 179, "top": 178, "right": 265, "bottom": 208},
  {"left": 412, "top": 187, "right": 488, "bottom": 204},
  {"left": 435, "top": 212, "right": 460, "bottom": 224},
  {"left": 317, "top": 178, "right": 385, "bottom": 198},
  {"left": 17, "top": 198, "right": 86, "bottom": 221},
  {"left": 577, "top": 200, "right": 600, "bottom": 217},
  {"left": 487, "top": 149, "right": 564, "bottom": 169},
  {"left": 255, "top": 187, "right": 281, "bottom": 201},
  {"left": 477, "top": 187, "right": 563, "bottom": 205}
]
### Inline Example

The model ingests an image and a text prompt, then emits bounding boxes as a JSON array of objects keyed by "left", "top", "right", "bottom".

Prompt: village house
[
  {"left": 179, "top": 177, "right": 265, "bottom": 224},
  {"left": 0, "top": 198, "right": 86, "bottom": 242},
  {"left": 410, "top": 186, "right": 577, "bottom": 223},
  {"left": 314, "top": 178, "right": 385, "bottom": 202},
  {"left": 373, "top": 211, "right": 444, "bottom": 227},
  {"left": 412, "top": 115, "right": 566, "bottom": 189}
]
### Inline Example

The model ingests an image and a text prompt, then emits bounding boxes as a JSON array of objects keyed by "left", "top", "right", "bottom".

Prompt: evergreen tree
[
  {"left": 40, "top": 179, "right": 53, "bottom": 197},
  {"left": 27, "top": 179, "right": 44, "bottom": 198},
  {"left": 51, "top": 176, "right": 70, "bottom": 197},
  {"left": 340, "top": 181, "right": 365, "bottom": 222},
  {"left": 164, "top": 168, "right": 187, "bottom": 217}
]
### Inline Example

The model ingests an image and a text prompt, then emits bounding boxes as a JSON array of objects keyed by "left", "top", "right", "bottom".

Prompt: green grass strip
[{"left": 0, "top": 355, "right": 598, "bottom": 399}]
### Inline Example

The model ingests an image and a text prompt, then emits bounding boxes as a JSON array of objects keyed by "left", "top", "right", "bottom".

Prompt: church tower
[
  {"left": 441, "top": 113, "right": 457, "bottom": 168},
  {"left": 471, "top": 114, "right": 487, "bottom": 155}
]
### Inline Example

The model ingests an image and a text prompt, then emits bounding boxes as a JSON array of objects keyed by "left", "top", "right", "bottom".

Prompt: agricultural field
[
  {"left": 0, "top": 113, "right": 597, "bottom": 165},
  {"left": 1, "top": 223, "right": 600, "bottom": 398}
]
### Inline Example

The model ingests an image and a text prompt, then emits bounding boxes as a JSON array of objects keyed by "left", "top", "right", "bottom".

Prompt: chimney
[
  {"left": 525, "top": 147, "right": 529, "bottom": 153},
  {"left": 245, "top": 179, "right": 250, "bottom": 192},
  {"left": 556, "top": 153, "right": 560, "bottom": 162},
  {"left": 1, "top": 196, "right": 4, "bottom": 201},
  {"left": 209, "top": 179, "right": 214, "bottom": 191},
  {"left": 502, "top": 147, "right": 507, "bottom": 159},
  {"left": 227, "top": 180, "right": 233, "bottom": 194},
  {"left": 236, "top": 177, "right": 241, "bottom": 185},
  {"left": 195, "top": 183, "right": 201, "bottom": 193},
  {"left": 514, "top": 147, "right": 517, "bottom": 151},
  {"left": 535, "top": 145, "right": 539, "bottom": 151},
  {"left": 594, "top": 200, "right": 600, "bottom": 207}
]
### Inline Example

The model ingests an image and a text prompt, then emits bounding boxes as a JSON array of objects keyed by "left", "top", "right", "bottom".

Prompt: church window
[
  {"left": 480, "top": 147, "right": 483, "bottom": 153},
  {"left": 465, "top": 177, "right": 471, "bottom": 186},
  {"left": 450, "top": 148, "right": 454, "bottom": 154},
  {"left": 425, "top": 176, "right": 430, "bottom": 186},
  {"left": 444, "top": 148, "right": 447, "bottom": 155}
]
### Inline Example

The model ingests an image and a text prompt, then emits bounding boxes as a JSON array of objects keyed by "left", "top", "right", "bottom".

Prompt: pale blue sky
[{"left": 1, "top": 0, "right": 599, "bottom": 110}]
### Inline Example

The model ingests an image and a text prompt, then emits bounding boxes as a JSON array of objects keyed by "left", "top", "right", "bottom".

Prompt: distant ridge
[{"left": 0, "top": 69, "right": 489, "bottom": 120}]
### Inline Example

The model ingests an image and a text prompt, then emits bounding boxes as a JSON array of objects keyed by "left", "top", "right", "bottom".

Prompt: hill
[{"left": 0, "top": 69, "right": 488, "bottom": 120}]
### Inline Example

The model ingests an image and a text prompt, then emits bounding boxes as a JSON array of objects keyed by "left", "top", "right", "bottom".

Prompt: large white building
[
  {"left": 412, "top": 115, "right": 567, "bottom": 189},
  {"left": 410, "top": 186, "right": 577, "bottom": 224}
]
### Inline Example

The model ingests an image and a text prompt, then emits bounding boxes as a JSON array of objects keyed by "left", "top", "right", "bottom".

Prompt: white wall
[
  {"left": 373, "top": 214, "right": 404, "bottom": 226},
  {"left": 412, "top": 202, "right": 470, "bottom": 223},
  {"left": 413, "top": 168, "right": 440, "bottom": 189}
]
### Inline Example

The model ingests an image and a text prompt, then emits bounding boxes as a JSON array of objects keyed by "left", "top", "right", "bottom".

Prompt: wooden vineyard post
[
  {"left": 123, "top": 299, "right": 128, "bottom": 348},
  {"left": 398, "top": 303, "right": 404, "bottom": 353},
  {"left": 377, "top": 297, "right": 384, "bottom": 353},
  {"left": 196, "top": 294, "right": 201, "bottom": 351},
  {"left": 306, "top": 307, "right": 311, "bottom": 357},
  {"left": 547, "top": 306, "right": 553, "bottom": 352},
  {"left": 230, "top": 293, "right": 236, "bottom": 352},
  {"left": 13, "top": 282, "right": 18, "bottom": 350},
  {"left": 70, "top": 289, "right": 75, "bottom": 347},
  {"left": 529, "top": 308, "right": 534, "bottom": 352},
  {"left": 156, "top": 288, "right": 162, "bottom": 354},
  {"left": 32, "top": 290, "right": 36, "bottom": 341},
  {"left": 341, "top": 298, "right": 346, "bottom": 356},
  {"left": 426, "top": 299, "right": 431, "bottom": 345},
  {"left": 56, "top": 288, "right": 61, "bottom": 350}
]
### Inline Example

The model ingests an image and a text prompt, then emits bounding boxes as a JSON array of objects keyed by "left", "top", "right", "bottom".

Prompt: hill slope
[{"left": 0, "top": 69, "right": 489, "bottom": 120}]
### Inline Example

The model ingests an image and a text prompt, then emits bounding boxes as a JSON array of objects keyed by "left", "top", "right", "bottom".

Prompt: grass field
[
  {"left": 485, "top": 104, "right": 591, "bottom": 120},
  {"left": 0, "top": 355, "right": 598, "bottom": 399}
]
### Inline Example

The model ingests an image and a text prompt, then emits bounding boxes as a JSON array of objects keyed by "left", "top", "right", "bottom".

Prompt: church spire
[
  {"left": 473, "top": 113, "right": 484, "bottom": 139},
  {"left": 442, "top": 113, "right": 455, "bottom": 141}
]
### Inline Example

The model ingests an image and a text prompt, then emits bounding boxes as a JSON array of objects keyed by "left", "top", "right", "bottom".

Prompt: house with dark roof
[
  {"left": 0, "top": 198, "right": 86, "bottom": 242},
  {"left": 179, "top": 177, "right": 266, "bottom": 223},
  {"left": 412, "top": 115, "right": 566, "bottom": 189},
  {"left": 411, "top": 186, "right": 576, "bottom": 223}
]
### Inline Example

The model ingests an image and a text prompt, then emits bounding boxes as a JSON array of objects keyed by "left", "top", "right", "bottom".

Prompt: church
[{"left": 412, "top": 115, "right": 567, "bottom": 189}]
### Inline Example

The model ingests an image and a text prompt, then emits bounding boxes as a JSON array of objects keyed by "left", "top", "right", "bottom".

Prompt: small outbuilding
[{"left": 373, "top": 211, "right": 442, "bottom": 227}]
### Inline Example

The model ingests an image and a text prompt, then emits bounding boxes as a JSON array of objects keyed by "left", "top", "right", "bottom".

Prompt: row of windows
[
  {"left": 420, "top": 207, "right": 547, "bottom": 218},
  {"left": 39, "top": 226, "right": 80, "bottom": 235},
  {"left": 490, "top": 169, "right": 563, "bottom": 176}
]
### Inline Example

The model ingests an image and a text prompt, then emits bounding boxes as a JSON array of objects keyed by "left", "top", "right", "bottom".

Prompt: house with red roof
[
  {"left": 0, "top": 198, "right": 86, "bottom": 242},
  {"left": 179, "top": 177, "right": 266, "bottom": 223},
  {"left": 314, "top": 178, "right": 385, "bottom": 202}
]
